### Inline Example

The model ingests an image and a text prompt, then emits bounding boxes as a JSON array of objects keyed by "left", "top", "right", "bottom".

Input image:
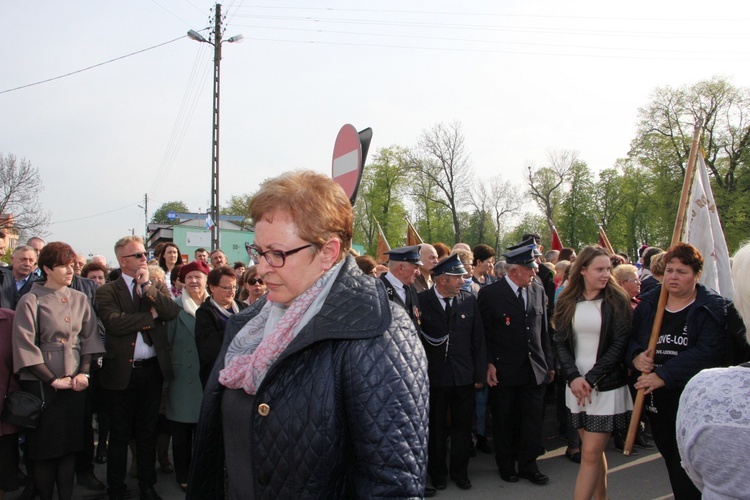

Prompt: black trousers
[
  {"left": 74, "top": 386, "right": 95, "bottom": 474},
  {"left": 169, "top": 420, "right": 196, "bottom": 484},
  {"left": 106, "top": 362, "right": 163, "bottom": 495},
  {"left": 647, "top": 390, "right": 701, "bottom": 500},
  {"left": 427, "top": 384, "right": 474, "bottom": 482},
  {"left": 489, "top": 380, "right": 545, "bottom": 474}
]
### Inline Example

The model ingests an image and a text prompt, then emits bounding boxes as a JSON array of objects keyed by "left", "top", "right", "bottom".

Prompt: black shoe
[
  {"left": 635, "top": 429, "right": 655, "bottom": 449},
  {"left": 109, "top": 494, "right": 125, "bottom": 500},
  {"left": 140, "top": 487, "right": 163, "bottom": 500},
  {"left": 424, "top": 486, "right": 437, "bottom": 497},
  {"left": 454, "top": 477, "right": 472, "bottom": 490},
  {"left": 433, "top": 477, "right": 447, "bottom": 490},
  {"left": 476, "top": 436, "right": 492, "bottom": 454},
  {"left": 77, "top": 470, "right": 106, "bottom": 491},
  {"left": 499, "top": 470, "right": 519, "bottom": 483},
  {"left": 519, "top": 470, "right": 550, "bottom": 485},
  {"left": 17, "top": 484, "right": 37, "bottom": 500},
  {"left": 565, "top": 448, "right": 582, "bottom": 464}
]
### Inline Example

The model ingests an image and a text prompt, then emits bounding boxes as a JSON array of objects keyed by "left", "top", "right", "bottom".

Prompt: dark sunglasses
[
  {"left": 122, "top": 253, "right": 147, "bottom": 260},
  {"left": 247, "top": 278, "right": 264, "bottom": 285}
]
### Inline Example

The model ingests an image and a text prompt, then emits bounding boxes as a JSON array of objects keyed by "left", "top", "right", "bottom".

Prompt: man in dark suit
[
  {"left": 477, "top": 242, "right": 555, "bottom": 486},
  {"left": 96, "top": 236, "right": 180, "bottom": 500},
  {"left": 381, "top": 245, "right": 423, "bottom": 332},
  {"left": 418, "top": 254, "right": 486, "bottom": 491}
]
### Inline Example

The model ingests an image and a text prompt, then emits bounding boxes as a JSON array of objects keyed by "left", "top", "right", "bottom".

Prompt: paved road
[{"left": 9, "top": 407, "right": 675, "bottom": 500}]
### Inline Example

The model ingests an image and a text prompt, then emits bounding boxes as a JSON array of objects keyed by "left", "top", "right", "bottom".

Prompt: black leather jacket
[
  {"left": 554, "top": 298, "right": 632, "bottom": 392},
  {"left": 187, "top": 256, "right": 430, "bottom": 499}
]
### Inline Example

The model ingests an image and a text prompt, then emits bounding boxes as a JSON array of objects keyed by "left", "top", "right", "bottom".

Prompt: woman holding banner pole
[{"left": 626, "top": 243, "right": 726, "bottom": 499}]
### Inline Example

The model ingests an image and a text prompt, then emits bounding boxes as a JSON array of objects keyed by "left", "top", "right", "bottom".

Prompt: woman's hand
[
  {"left": 634, "top": 372, "right": 665, "bottom": 395},
  {"left": 71, "top": 373, "right": 89, "bottom": 391},
  {"left": 51, "top": 377, "right": 73, "bottom": 390},
  {"left": 633, "top": 348, "right": 655, "bottom": 374},
  {"left": 569, "top": 377, "right": 592, "bottom": 407}
]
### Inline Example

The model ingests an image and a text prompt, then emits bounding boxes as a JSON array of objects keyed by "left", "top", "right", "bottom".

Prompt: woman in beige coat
[{"left": 12, "top": 242, "right": 104, "bottom": 500}]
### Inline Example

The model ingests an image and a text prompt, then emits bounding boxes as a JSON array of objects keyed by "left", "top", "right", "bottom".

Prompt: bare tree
[
  {"left": 414, "top": 122, "right": 472, "bottom": 244},
  {"left": 0, "top": 153, "right": 50, "bottom": 238},
  {"left": 526, "top": 150, "right": 578, "bottom": 233},
  {"left": 488, "top": 175, "right": 522, "bottom": 252}
]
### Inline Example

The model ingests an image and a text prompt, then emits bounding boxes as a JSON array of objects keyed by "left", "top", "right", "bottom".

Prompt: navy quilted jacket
[{"left": 187, "top": 256, "right": 430, "bottom": 499}]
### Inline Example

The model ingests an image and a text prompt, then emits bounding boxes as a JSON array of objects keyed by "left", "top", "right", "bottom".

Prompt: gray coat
[{"left": 165, "top": 297, "right": 203, "bottom": 423}]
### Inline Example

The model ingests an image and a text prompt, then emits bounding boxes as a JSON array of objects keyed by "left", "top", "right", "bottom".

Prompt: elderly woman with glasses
[
  {"left": 188, "top": 171, "right": 429, "bottom": 499},
  {"left": 195, "top": 267, "right": 247, "bottom": 388},
  {"left": 612, "top": 264, "right": 641, "bottom": 310}
]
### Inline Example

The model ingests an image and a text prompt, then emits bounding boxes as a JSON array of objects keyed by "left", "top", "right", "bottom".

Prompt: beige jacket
[{"left": 12, "top": 283, "right": 104, "bottom": 380}]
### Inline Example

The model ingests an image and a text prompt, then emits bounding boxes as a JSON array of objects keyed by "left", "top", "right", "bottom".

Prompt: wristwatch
[
  {"left": 82, "top": 373, "right": 90, "bottom": 380},
  {"left": 141, "top": 280, "right": 152, "bottom": 290}
]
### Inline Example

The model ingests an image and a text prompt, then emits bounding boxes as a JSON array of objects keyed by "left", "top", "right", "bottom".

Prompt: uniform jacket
[
  {"left": 188, "top": 256, "right": 429, "bottom": 499},
  {"left": 194, "top": 297, "right": 246, "bottom": 387},
  {"left": 12, "top": 284, "right": 104, "bottom": 380},
  {"left": 380, "top": 274, "right": 422, "bottom": 332},
  {"left": 554, "top": 298, "right": 632, "bottom": 392},
  {"left": 536, "top": 263, "right": 556, "bottom": 321},
  {"left": 417, "top": 288, "right": 487, "bottom": 387},
  {"left": 626, "top": 283, "right": 727, "bottom": 390},
  {"left": 477, "top": 278, "right": 553, "bottom": 386},
  {"left": 95, "top": 277, "right": 180, "bottom": 390},
  {"left": 165, "top": 297, "right": 203, "bottom": 423}
]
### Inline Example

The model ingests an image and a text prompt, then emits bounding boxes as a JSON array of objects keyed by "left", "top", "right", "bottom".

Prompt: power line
[
  {"left": 234, "top": 5, "right": 750, "bottom": 23},
  {"left": 50, "top": 203, "right": 139, "bottom": 225},
  {"left": 235, "top": 23, "right": 750, "bottom": 56},
  {"left": 0, "top": 36, "right": 185, "bottom": 95}
]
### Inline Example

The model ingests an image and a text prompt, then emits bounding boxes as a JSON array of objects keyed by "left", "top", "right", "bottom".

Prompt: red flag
[{"left": 551, "top": 225, "right": 563, "bottom": 251}]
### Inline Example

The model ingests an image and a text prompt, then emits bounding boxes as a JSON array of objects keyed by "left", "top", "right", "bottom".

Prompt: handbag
[
  {"left": 1, "top": 292, "right": 46, "bottom": 430},
  {"left": 1, "top": 381, "right": 45, "bottom": 430}
]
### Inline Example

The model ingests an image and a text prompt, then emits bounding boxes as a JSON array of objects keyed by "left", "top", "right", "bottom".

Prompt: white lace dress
[
  {"left": 677, "top": 366, "right": 750, "bottom": 499},
  {"left": 565, "top": 299, "right": 633, "bottom": 432}
]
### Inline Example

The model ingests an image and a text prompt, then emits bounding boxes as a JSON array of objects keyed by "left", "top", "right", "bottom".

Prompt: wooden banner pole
[{"left": 622, "top": 117, "right": 704, "bottom": 455}]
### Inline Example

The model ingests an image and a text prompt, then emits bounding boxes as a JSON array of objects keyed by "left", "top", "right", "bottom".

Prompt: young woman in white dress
[{"left": 553, "top": 246, "right": 633, "bottom": 500}]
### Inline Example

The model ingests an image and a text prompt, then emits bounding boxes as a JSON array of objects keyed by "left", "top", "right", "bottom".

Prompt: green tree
[
  {"left": 527, "top": 150, "right": 576, "bottom": 234},
  {"left": 222, "top": 193, "right": 254, "bottom": 225},
  {"left": 558, "top": 160, "right": 598, "bottom": 249},
  {"left": 353, "top": 146, "right": 410, "bottom": 254},
  {"left": 151, "top": 201, "right": 190, "bottom": 225},
  {"left": 629, "top": 76, "right": 750, "bottom": 251}
]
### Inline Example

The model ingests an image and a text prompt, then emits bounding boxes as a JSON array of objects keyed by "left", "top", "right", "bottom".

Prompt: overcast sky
[{"left": 2, "top": 0, "right": 749, "bottom": 264}]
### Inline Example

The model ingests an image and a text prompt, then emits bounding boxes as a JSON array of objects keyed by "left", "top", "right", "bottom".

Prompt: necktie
[
  {"left": 443, "top": 297, "right": 452, "bottom": 319},
  {"left": 132, "top": 281, "right": 153, "bottom": 346},
  {"left": 517, "top": 287, "right": 525, "bottom": 310}
]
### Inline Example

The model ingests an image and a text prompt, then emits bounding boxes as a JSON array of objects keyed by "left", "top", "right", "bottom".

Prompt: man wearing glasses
[{"left": 96, "top": 236, "right": 181, "bottom": 500}]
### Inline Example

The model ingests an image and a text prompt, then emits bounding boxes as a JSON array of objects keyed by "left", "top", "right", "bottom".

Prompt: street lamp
[{"left": 187, "top": 3, "right": 242, "bottom": 251}]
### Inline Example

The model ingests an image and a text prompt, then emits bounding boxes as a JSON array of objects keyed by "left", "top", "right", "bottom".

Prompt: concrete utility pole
[
  {"left": 209, "top": 4, "right": 222, "bottom": 252},
  {"left": 188, "top": 4, "right": 242, "bottom": 252}
]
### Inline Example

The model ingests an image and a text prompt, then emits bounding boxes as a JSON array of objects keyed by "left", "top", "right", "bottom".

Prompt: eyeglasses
[
  {"left": 247, "top": 278, "right": 264, "bottom": 285},
  {"left": 249, "top": 244, "right": 313, "bottom": 268},
  {"left": 216, "top": 285, "right": 239, "bottom": 291},
  {"left": 122, "top": 253, "right": 147, "bottom": 260}
]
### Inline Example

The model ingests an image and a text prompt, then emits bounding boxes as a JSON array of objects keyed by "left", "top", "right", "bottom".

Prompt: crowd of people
[{"left": 0, "top": 171, "right": 749, "bottom": 499}]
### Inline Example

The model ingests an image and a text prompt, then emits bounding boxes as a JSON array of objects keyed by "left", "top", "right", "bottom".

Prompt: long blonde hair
[{"left": 553, "top": 245, "right": 631, "bottom": 337}]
